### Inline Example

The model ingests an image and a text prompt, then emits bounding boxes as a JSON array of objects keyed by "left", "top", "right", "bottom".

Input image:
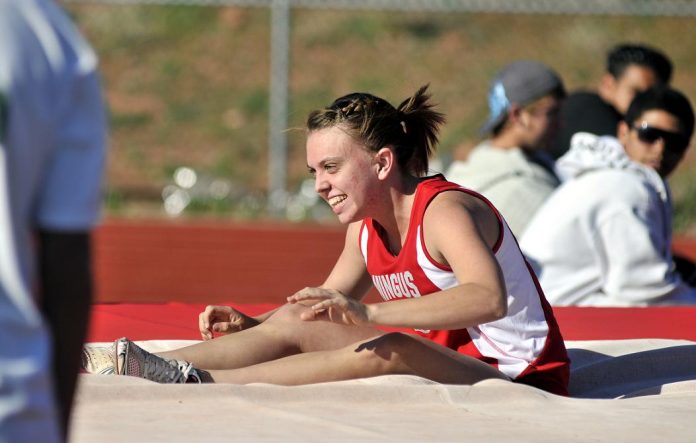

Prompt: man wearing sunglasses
[
  {"left": 550, "top": 43, "right": 673, "bottom": 159},
  {"left": 520, "top": 86, "right": 696, "bottom": 306}
]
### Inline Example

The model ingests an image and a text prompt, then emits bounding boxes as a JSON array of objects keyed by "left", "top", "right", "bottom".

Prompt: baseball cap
[{"left": 481, "top": 60, "right": 565, "bottom": 134}]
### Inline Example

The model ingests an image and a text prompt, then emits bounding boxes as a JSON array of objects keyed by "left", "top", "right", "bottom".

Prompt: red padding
[
  {"left": 553, "top": 306, "right": 696, "bottom": 341},
  {"left": 87, "top": 303, "right": 696, "bottom": 343},
  {"left": 87, "top": 303, "right": 278, "bottom": 342}
]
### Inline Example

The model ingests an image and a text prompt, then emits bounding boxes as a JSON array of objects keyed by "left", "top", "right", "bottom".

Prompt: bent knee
[
  {"left": 352, "top": 332, "right": 417, "bottom": 373},
  {"left": 265, "top": 303, "right": 312, "bottom": 325}
]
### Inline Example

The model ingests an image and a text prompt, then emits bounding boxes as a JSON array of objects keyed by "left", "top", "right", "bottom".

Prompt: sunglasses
[{"left": 632, "top": 122, "right": 690, "bottom": 153}]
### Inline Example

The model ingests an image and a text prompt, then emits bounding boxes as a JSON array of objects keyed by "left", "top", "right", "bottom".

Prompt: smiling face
[
  {"left": 619, "top": 109, "right": 688, "bottom": 177},
  {"left": 306, "top": 126, "right": 382, "bottom": 224}
]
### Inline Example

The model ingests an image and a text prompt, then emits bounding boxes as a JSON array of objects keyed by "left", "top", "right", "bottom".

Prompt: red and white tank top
[{"left": 359, "top": 175, "right": 569, "bottom": 395}]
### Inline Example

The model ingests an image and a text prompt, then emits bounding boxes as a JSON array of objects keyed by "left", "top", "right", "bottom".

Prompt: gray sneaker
[{"left": 115, "top": 337, "right": 202, "bottom": 384}]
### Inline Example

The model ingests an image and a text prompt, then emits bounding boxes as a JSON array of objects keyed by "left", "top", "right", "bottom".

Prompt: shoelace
[
  {"left": 142, "top": 353, "right": 186, "bottom": 383},
  {"left": 117, "top": 338, "right": 198, "bottom": 384},
  {"left": 178, "top": 362, "right": 202, "bottom": 383}
]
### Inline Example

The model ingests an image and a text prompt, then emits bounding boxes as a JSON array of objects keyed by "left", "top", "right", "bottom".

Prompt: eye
[
  {"left": 307, "top": 167, "right": 316, "bottom": 177},
  {"left": 325, "top": 163, "right": 338, "bottom": 173}
]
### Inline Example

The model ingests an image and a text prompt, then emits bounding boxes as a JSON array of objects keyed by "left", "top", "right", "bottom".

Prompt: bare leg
[
  {"left": 157, "top": 303, "right": 382, "bottom": 370},
  {"left": 206, "top": 332, "right": 510, "bottom": 385}
]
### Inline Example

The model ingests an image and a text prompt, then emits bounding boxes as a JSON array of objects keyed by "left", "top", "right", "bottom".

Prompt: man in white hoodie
[{"left": 521, "top": 86, "right": 695, "bottom": 306}]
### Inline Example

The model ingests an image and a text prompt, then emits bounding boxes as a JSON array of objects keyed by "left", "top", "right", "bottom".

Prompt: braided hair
[{"left": 306, "top": 85, "right": 445, "bottom": 176}]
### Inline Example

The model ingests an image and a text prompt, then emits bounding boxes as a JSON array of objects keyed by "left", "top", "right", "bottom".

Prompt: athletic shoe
[
  {"left": 115, "top": 337, "right": 202, "bottom": 384},
  {"left": 81, "top": 343, "right": 117, "bottom": 375}
]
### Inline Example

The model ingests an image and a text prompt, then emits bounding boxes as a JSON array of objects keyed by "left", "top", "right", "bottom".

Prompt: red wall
[
  {"left": 93, "top": 219, "right": 347, "bottom": 303},
  {"left": 93, "top": 219, "right": 696, "bottom": 304}
]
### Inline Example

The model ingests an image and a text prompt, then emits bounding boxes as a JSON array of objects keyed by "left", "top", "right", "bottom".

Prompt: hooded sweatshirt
[
  {"left": 520, "top": 132, "right": 696, "bottom": 306},
  {"left": 445, "top": 141, "right": 559, "bottom": 237}
]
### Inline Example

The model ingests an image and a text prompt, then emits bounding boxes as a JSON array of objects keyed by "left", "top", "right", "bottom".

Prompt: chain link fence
[
  {"left": 66, "top": 0, "right": 696, "bottom": 230},
  {"left": 69, "top": 0, "right": 696, "bottom": 16}
]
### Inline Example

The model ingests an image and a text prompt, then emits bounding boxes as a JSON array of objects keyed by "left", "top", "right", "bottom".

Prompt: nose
[
  {"left": 314, "top": 171, "right": 329, "bottom": 195},
  {"left": 651, "top": 137, "right": 666, "bottom": 157}
]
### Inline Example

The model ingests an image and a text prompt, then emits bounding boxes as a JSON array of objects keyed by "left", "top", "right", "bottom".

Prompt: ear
[
  {"left": 508, "top": 104, "right": 527, "bottom": 129},
  {"left": 617, "top": 120, "right": 630, "bottom": 145},
  {"left": 374, "top": 147, "right": 395, "bottom": 180},
  {"left": 598, "top": 73, "right": 616, "bottom": 100}
]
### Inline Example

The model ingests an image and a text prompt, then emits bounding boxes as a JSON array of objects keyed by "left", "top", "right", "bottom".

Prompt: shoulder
[
  {"left": 580, "top": 168, "right": 654, "bottom": 194},
  {"left": 424, "top": 190, "right": 488, "bottom": 226},
  {"left": 563, "top": 91, "right": 612, "bottom": 111},
  {"left": 427, "top": 188, "right": 485, "bottom": 209},
  {"left": 446, "top": 143, "right": 498, "bottom": 173},
  {"left": 565, "top": 90, "right": 602, "bottom": 103},
  {"left": 346, "top": 220, "right": 365, "bottom": 240},
  {"left": 481, "top": 148, "right": 556, "bottom": 185},
  {"left": 425, "top": 190, "right": 499, "bottom": 248},
  {"left": 560, "top": 169, "right": 660, "bottom": 215},
  {"left": 563, "top": 91, "right": 619, "bottom": 116},
  {"left": 447, "top": 145, "right": 548, "bottom": 187}
]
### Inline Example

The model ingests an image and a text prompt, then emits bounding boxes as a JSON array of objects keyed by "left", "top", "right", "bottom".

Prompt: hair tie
[
  {"left": 400, "top": 120, "right": 408, "bottom": 134},
  {"left": 339, "top": 101, "right": 365, "bottom": 117}
]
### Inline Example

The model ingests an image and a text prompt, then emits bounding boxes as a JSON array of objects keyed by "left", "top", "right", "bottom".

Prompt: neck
[
  {"left": 489, "top": 131, "right": 522, "bottom": 150},
  {"left": 372, "top": 174, "right": 420, "bottom": 253},
  {"left": 597, "top": 78, "right": 619, "bottom": 111}
]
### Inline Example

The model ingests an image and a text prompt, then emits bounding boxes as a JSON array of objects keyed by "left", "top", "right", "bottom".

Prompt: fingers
[
  {"left": 288, "top": 288, "right": 348, "bottom": 321},
  {"left": 199, "top": 308, "right": 214, "bottom": 340},
  {"left": 212, "top": 323, "right": 231, "bottom": 333},
  {"left": 287, "top": 287, "right": 335, "bottom": 304},
  {"left": 288, "top": 287, "right": 367, "bottom": 325},
  {"left": 198, "top": 305, "right": 233, "bottom": 340},
  {"left": 229, "top": 310, "right": 244, "bottom": 328},
  {"left": 300, "top": 307, "right": 327, "bottom": 321},
  {"left": 211, "top": 314, "right": 243, "bottom": 334},
  {"left": 309, "top": 299, "right": 335, "bottom": 313}
]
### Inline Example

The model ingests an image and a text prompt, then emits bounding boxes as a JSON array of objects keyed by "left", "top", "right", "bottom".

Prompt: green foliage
[
  {"left": 103, "top": 188, "right": 126, "bottom": 213},
  {"left": 185, "top": 197, "right": 234, "bottom": 215},
  {"left": 672, "top": 174, "right": 696, "bottom": 234},
  {"left": 67, "top": 4, "right": 696, "bottom": 229},
  {"left": 166, "top": 102, "right": 201, "bottom": 124},
  {"left": 241, "top": 89, "right": 269, "bottom": 116},
  {"left": 396, "top": 15, "right": 445, "bottom": 39},
  {"left": 111, "top": 112, "right": 152, "bottom": 129}
]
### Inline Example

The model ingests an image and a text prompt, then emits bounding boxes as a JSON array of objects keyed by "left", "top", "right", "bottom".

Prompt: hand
[
  {"left": 198, "top": 305, "right": 259, "bottom": 340},
  {"left": 287, "top": 287, "right": 370, "bottom": 326}
]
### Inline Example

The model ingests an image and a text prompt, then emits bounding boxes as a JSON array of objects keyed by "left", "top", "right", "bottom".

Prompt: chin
[
  {"left": 336, "top": 214, "right": 358, "bottom": 225},
  {"left": 334, "top": 208, "right": 361, "bottom": 225}
]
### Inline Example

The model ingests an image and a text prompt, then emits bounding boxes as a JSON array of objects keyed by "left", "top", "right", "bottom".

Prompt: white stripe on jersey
[
  {"left": 360, "top": 223, "right": 369, "bottom": 266},
  {"left": 416, "top": 223, "right": 550, "bottom": 379}
]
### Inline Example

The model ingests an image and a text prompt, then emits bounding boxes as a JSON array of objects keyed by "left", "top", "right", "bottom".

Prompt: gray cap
[{"left": 481, "top": 60, "right": 565, "bottom": 134}]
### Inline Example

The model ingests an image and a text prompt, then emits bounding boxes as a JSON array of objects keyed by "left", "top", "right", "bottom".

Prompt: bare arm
[
  {"left": 198, "top": 305, "right": 276, "bottom": 340},
  {"left": 292, "top": 192, "right": 508, "bottom": 330},
  {"left": 285, "top": 222, "right": 373, "bottom": 322},
  {"left": 201, "top": 222, "right": 371, "bottom": 337},
  {"left": 316, "top": 221, "right": 374, "bottom": 300},
  {"left": 366, "top": 192, "right": 507, "bottom": 330}
]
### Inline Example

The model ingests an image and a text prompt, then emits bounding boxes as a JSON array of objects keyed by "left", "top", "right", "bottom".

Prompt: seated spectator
[
  {"left": 551, "top": 43, "right": 672, "bottom": 158},
  {"left": 521, "top": 86, "right": 696, "bottom": 306},
  {"left": 446, "top": 60, "right": 565, "bottom": 236}
]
